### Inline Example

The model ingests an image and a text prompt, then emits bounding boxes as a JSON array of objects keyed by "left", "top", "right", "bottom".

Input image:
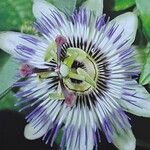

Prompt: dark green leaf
[
  {"left": 113, "top": 0, "right": 135, "bottom": 11},
  {"left": 136, "top": 0, "right": 150, "bottom": 41},
  {"left": 0, "top": 90, "right": 18, "bottom": 110},
  {"left": 140, "top": 49, "right": 150, "bottom": 85},
  {"left": 0, "top": 52, "right": 20, "bottom": 95},
  {"left": 48, "top": 0, "right": 76, "bottom": 15},
  {"left": 0, "top": 0, "right": 34, "bottom": 31}
]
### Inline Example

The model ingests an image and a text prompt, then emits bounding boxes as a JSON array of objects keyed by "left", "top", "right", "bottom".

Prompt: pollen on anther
[
  {"left": 20, "top": 64, "right": 32, "bottom": 77},
  {"left": 64, "top": 92, "right": 76, "bottom": 107},
  {"left": 55, "top": 35, "right": 67, "bottom": 46}
]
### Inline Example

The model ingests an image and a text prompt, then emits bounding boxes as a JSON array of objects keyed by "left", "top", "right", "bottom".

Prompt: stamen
[
  {"left": 20, "top": 64, "right": 32, "bottom": 77},
  {"left": 64, "top": 92, "right": 76, "bottom": 107},
  {"left": 60, "top": 79, "right": 76, "bottom": 107},
  {"left": 55, "top": 36, "right": 67, "bottom": 46},
  {"left": 55, "top": 35, "right": 67, "bottom": 68}
]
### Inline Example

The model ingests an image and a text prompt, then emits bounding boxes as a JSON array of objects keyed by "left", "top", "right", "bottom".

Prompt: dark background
[{"left": 0, "top": 110, "right": 150, "bottom": 150}]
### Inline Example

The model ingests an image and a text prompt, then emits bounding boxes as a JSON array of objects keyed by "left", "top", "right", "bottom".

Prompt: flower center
[
  {"left": 43, "top": 36, "right": 99, "bottom": 95},
  {"left": 18, "top": 36, "right": 109, "bottom": 107},
  {"left": 62, "top": 47, "right": 98, "bottom": 94}
]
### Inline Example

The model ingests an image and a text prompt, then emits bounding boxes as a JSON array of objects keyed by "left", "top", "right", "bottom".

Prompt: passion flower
[{"left": 0, "top": 0, "right": 150, "bottom": 150}]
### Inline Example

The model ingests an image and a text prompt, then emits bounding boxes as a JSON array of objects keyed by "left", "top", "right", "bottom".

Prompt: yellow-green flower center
[
  {"left": 43, "top": 40, "right": 99, "bottom": 97},
  {"left": 62, "top": 47, "right": 98, "bottom": 94}
]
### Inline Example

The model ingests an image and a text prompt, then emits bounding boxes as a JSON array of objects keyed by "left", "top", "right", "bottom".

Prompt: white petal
[
  {"left": 120, "top": 80, "right": 150, "bottom": 117},
  {"left": 111, "top": 129, "right": 136, "bottom": 150},
  {"left": 33, "top": 0, "right": 65, "bottom": 20},
  {"left": 0, "top": 32, "right": 20, "bottom": 55},
  {"left": 24, "top": 123, "right": 49, "bottom": 140},
  {"left": 32, "top": 0, "right": 69, "bottom": 40},
  {"left": 82, "top": 0, "right": 103, "bottom": 16},
  {"left": 108, "top": 12, "right": 138, "bottom": 45},
  {"left": 0, "top": 31, "right": 47, "bottom": 56}
]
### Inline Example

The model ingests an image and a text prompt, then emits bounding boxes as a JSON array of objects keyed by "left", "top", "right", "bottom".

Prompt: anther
[
  {"left": 20, "top": 64, "right": 32, "bottom": 77},
  {"left": 64, "top": 92, "right": 76, "bottom": 107},
  {"left": 55, "top": 35, "right": 67, "bottom": 46},
  {"left": 60, "top": 79, "right": 76, "bottom": 107}
]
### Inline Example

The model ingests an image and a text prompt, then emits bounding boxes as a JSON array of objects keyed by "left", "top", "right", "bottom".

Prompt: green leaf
[
  {"left": 0, "top": 52, "right": 20, "bottom": 95},
  {"left": 134, "top": 46, "right": 147, "bottom": 67},
  {"left": 136, "top": 0, "right": 150, "bottom": 41},
  {"left": 140, "top": 50, "right": 150, "bottom": 85},
  {"left": 0, "top": 0, "right": 34, "bottom": 31},
  {"left": 113, "top": 0, "right": 135, "bottom": 11},
  {"left": 0, "top": 90, "right": 17, "bottom": 110},
  {"left": 48, "top": 0, "right": 76, "bottom": 15}
]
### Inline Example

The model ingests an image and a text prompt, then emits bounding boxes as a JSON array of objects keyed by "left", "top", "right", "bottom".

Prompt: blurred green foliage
[
  {"left": 139, "top": 47, "right": 150, "bottom": 85},
  {"left": 113, "top": 0, "right": 135, "bottom": 11},
  {"left": 136, "top": 0, "right": 150, "bottom": 41},
  {"left": 0, "top": 0, "right": 77, "bottom": 31},
  {"left": 135, "top": 0, "right": 150, "bottom": 84},
  {"left": 0, "top": 0, "right": 34, "bottom": 31}
]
